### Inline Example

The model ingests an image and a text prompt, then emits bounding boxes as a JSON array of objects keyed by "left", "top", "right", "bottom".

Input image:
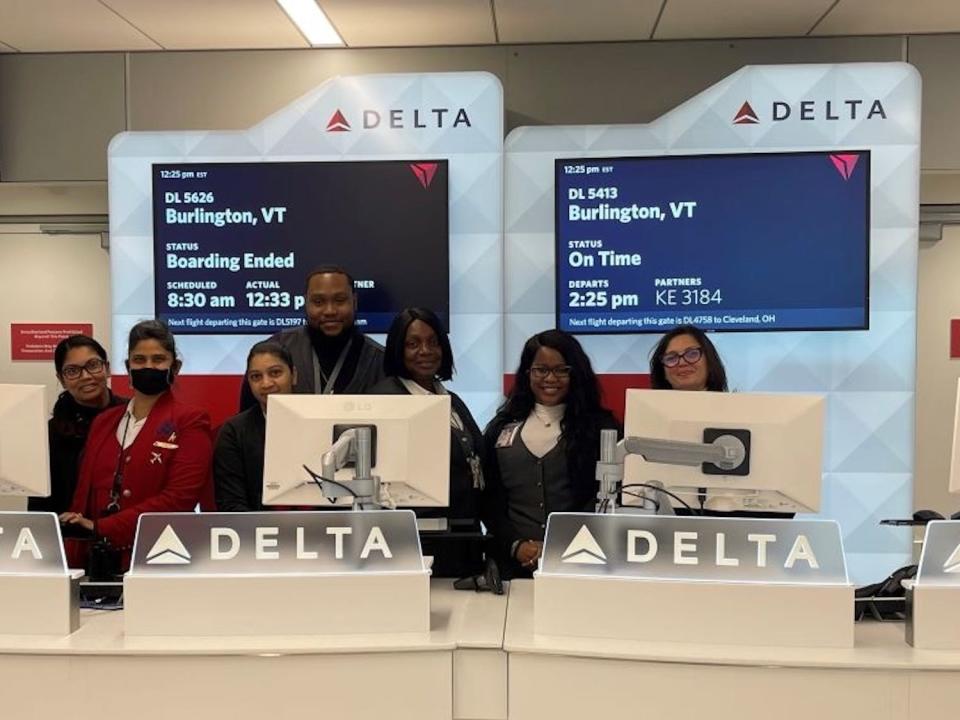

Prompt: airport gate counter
[
  {"left": 0, "top": 579, "right": 509, "bottom": 720},
  {"left": 3, "top": 547, "right": 960, "bottom": 720},
  {"left": 1, "top": 57, "right": 952, "bottom": 720},
  {"left": 503, "top": 578, "right": 960, "bottom": 720}
]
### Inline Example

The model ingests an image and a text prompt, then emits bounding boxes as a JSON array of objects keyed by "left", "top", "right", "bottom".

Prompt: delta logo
[
  {"left": 734, "top": 98, "right": 887, "bottom": 124},
  {"left": 326, "top": 109, "right": 350, "bottom": 132},
  {"left": 561, "top": 525, "right": 607, "bottom": 565},
  {"left": 556, "top": 522, "right": 825, "bottom": 570},
  {"left": 733, "top": 101, "right": 759, "bottom": 125},
  {"left": 409, "top": 163, "right": 439, "bottom": 189},
  {"left": 325, "top": 106, "right": 472, "bottom": 133},
  {"left": 145, "top": 524, "right": 192, "bottom": 565},
  {"left": 829, "top": 154, "right": 860, "bottom": 181}
]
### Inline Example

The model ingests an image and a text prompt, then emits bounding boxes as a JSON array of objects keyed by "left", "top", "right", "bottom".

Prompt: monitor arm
[
  {"left": 319, "top": 427, "right": 382, "bottom": 511},
  {"left": 596, "top": 429, "right": 749, "bottom": 514}
]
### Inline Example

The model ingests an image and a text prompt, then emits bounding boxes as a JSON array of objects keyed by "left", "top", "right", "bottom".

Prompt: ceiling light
[{"left": 277, "top": 0, "right": 344, "bottom": 46}]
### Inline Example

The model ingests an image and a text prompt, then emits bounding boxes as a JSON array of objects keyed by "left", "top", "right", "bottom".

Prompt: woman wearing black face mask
[{"left": 59, "top": 320, "right": 213, "bottom": 573}]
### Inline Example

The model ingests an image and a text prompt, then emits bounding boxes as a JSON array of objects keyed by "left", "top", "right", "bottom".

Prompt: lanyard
[
  {"left": 106, "top": 412, "right": 134, "bottom": 514},
  {"left": 312, "top": 339, "right": 352, "bottom": 395}
]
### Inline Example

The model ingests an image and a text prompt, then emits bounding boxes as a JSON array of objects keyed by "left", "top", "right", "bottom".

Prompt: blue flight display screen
[
  {"left": 152, "top": 160, "right": 449, "bottom": 334},
  {"left": 555, "top": 151, "right": 870, "bottom": 333}
]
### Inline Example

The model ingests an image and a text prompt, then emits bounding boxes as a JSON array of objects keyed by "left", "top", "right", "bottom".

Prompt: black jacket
[
  {"left": 483, "top": 408, "right": 621, "bottom": 579},
  {"left": 213, "top": 405, "right": 266, "bottom": 512},
  {"left": 367, "top": 377, "right": 488, "bottom": 578},
  {"left": 29, "top": 390, "right": 127, "bottom": 514}
]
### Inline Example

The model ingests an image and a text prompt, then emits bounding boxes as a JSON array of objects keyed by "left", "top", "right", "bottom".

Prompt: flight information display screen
[
  {"left": 153, "top": 160, "right": 449, "bottom": 334},
  {"left": 555, "top": 151, "right": 870, "bottom": 333}
]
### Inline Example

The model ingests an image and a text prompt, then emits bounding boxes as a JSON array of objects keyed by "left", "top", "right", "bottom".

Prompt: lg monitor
[
  {"left": 621, "top": 389, "right": 825, "bottom": 514},
  {"left": 0, "top": 384, "right": 50, "bottom": 497},
  {"left": 262, "top": 394, "right": 450, "bottom": 508}
]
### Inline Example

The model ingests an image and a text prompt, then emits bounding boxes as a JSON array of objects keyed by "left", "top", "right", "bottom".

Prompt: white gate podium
[
  {"left": 907, "top": 519, "right": 960, "bottom": 649},
  {"left": 534, "top": 514, "right": 853, "bottom": 648},
  {"left": 124, "top": 510, "right": 430, "bottom": 636},
  {"left": 0, "top": 512, "right": 80, "bottom": 635}
]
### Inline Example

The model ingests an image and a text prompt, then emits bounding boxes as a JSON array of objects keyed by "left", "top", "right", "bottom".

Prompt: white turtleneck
[{"left": 520, "top": 403, "right": 565, "bottom": 458}]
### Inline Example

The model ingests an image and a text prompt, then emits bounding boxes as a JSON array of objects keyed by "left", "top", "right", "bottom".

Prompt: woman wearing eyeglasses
[
  {"left": 647, "top": 325, "right": 795, "bottom": 519},
  {"left": 29, "top": 335, "right": 127, "bottom": 514},
  {"left": 649, "top": 324, "right": 728, "bottom": 392},
  {"left": 59, "top": 320, "right": 213, "bottom": 574},
  {"left": 483, "top": 329, "right": 620, "bottom": 579}
]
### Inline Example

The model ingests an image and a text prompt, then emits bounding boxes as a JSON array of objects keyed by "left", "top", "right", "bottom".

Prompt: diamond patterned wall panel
[
  {"left": 505, "top": 63, "right": 921, "bottom": 582},
  {"left": 108, "top": 72, "right": 504, "bottom": 422}
]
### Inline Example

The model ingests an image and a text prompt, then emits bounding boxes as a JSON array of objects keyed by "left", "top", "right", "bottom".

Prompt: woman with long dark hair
[
  {"left": 649, "top": 324, "right": 728, "bottom": 392},
  {"left": 483, "top": 329, "right": 620, "bottom": 579}
]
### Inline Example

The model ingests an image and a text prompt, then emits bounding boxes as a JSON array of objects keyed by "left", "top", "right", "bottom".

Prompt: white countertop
[
  {"left": 504, "top": 579, "right": 960, "bottom": 671},
  {"left": 0, "top": 579, "right": 508, "bottom": 657}
]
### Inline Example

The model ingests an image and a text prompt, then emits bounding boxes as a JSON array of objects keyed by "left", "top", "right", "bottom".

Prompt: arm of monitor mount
[
  {"left": 595, "top": 429, "right": 749, "bottom": 514},
  {"left": 622, "top": 435, "right": 746, "bottom": 469},
  {"left": 319, "top": 427, "right": 381, "bottom": 510}
]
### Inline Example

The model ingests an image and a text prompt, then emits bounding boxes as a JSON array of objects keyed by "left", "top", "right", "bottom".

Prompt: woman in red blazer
[{"left": 59, "top": 320, "right": 213, "bottom": 573}]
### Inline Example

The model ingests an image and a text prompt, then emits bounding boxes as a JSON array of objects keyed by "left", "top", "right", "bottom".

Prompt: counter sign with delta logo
[
  {"left": 0, "top": 512, "right": 68, "bottom": 574},
  {"left": 540, "top": 513, "right": 849, "bottom": 584},
  {"left": 130, "top": 510, "right": 425, "bottom": 575}
]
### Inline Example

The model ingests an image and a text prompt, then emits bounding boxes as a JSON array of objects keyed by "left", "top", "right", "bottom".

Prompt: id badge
[
  {"left": 468, "top": 455, "right": 485, "bottom": 490},
  {"left": 495, "top": 422, "right": 521, "bottom": 449}
]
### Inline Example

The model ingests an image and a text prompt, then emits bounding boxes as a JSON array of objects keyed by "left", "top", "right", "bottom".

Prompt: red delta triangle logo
[
  {"left": 326, "top": 109, "right": 351, "bottom": 132},
  {"left": 733, "top": 101, "right": 759, "bottom": 125},
  {"left": 410, "top": 163, "right": 439, "bottom": 189},
  {"left": 829, "top": 154, "right": 860, "bottom": 181}
]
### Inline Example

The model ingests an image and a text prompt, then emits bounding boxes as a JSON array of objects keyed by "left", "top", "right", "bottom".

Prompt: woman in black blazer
[
  {"left": 214, "top": 341, "right": 297, "bottom": 511},
  {"left": 368, "top": 307, "right": 487, "bottom": 579}
]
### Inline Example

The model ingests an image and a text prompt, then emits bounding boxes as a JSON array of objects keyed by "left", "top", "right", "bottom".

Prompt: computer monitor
[
  {"left": 948, "top": 379, "right": 960, "bottom": 495},
  {"left": 262, "top": 394, "right": 451, "bottom": 508},
  {"left": 622, "top": 389, "right": 825, "bottom": 513},
  {"left": 0, "top": 384, "right": 50, "bottom": 497}
]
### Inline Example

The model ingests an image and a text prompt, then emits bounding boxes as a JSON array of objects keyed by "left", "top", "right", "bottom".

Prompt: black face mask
[{"left": 129, "top": 367, "right": 173, "bottom": 396}]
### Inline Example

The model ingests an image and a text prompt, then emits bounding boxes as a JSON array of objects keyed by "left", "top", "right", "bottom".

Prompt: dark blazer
[
  {"left": 213, "top": 404, "right": 266, "bottom": 512},
  {"left": 67, "top": 392, "right": 213, "bottom": 570},
  {"left": 368, "top": 377, "right": 487, "bottom": 578},
  {"left": 29, "top": 390, "right": 126, "bottom": 514}
]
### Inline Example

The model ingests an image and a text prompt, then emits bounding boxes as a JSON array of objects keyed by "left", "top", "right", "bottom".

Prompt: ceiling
[{"left": 0, "top": 0, "right": 959, "bottom": 53}]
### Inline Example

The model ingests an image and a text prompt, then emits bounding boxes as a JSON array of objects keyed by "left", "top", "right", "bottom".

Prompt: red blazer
[{"left": 68, "top": 391, "right": 213, "bottom": 569}]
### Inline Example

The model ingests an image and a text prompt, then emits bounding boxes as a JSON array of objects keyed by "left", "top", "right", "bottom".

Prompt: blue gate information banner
[
  {"left": 555, "top": 151, "right": 870, "bottom": 333},
  {"left": 152, "top": 160, "right": 449, "bottom": 334}
]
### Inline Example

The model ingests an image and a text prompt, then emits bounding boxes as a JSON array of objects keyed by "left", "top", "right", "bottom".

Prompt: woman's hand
[
  {"left": 59, "top": 512, "right": 94, "bottom": 532},
  {"left": 516, "top": 540, "right": 543, "bottom": 569}
]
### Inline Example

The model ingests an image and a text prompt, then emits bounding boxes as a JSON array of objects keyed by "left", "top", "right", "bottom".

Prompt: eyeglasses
[
  {"left": 661, "top": 347, "right": 703, "bottom": 368},
  {"left": 529, "top": 365, "right": 572, "bottom": 380},
  {"left": 61, "top": 358, "right": 106, "bottom": 380}
]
